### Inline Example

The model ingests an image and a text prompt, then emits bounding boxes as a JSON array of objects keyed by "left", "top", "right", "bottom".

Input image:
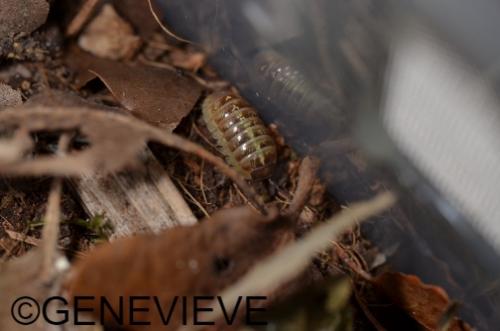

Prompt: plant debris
[
  {"left": 78, "top": 4, "right": 141, "bottom": 60},
  {"left": 373, "top": 272, "right": 473, "bottom": 331}
]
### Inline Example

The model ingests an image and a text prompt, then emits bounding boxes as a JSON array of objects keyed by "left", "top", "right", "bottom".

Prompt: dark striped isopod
[{"left": 202, "top": 92, "right": 277, "bottom": 180}]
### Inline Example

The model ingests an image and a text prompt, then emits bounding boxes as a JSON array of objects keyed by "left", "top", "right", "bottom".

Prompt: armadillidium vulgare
[{"left": 202, "top": 92, "right": 277, "bottom": 180}]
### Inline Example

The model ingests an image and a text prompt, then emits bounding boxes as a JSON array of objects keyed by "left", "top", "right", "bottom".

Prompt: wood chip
[
  {"left": 78, "top": 4, "right": 141, "bottom": 60},
  {"left": 75, "top": 149, "right": 197, "bottom": 237}
]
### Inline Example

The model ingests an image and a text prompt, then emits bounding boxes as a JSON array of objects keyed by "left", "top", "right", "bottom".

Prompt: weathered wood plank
[{"left": 73, "top": 149, "right": 196, "bottom": 238}]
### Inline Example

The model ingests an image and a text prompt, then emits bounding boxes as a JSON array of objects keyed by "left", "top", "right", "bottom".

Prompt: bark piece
[{"left": 75, "top": 149, "right": 197, "bottom": 237}]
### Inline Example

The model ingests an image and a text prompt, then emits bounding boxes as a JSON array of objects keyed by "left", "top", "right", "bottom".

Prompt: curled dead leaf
[
  {"left": 373, "top": 272, "right": 472, "bottom": 331},
  {"left": 88, "top": 62, "right": 202, "bottom": 130},
  {"left": 65, "top": 48, "right": 202, "bottom": 130}
]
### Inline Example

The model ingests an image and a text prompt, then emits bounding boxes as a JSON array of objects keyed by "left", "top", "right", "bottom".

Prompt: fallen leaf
[
  {"left": 66, "top": 192, "right": 394, "bottom": 330},
  {"left": 66, "top": 206, "right": 281, "bottom": 330},
  {"left": 0, "top": 0, "right": 49, "bottom": 39},
  {"left": 65, "top": 48, "right": 203, "bottom": 130},
  {"left": 89, "top": 62, "right": 202, "bottom": 130},
  {"left": 78, "top": 4, "right": 141, "bottom": 60},
  {"left": 373, "top": 272, "right": 473, "bottom": 331}
]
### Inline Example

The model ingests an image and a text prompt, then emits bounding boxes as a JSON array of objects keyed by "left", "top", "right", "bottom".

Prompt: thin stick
[
  {"left": 174, "top": 178, "right": 210, "bottom": 218},
  {"left": 41, "top": 134, "right": 71, "bottom": 281},
  {"left": 285, "top": 156, "right": 319, "bottom": 219},
  {"left": 147, "top": 0, "right": 192, "bottom": 44},
  {"left": 353, "top": 284, "right": 387, "bottom": 331},
  {"left": 66, "top": 0, "right": 100, "bottom": 36}
]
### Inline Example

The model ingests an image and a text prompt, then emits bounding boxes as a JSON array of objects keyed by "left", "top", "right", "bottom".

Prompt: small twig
[
  {"left": 192, "top": 122, "right": 218, "bottom": 151},
  {"left": 66, "top": 0, "right": 101, "bottom": 36},
  {"left": 5, "top": 229, "right": 42, "bottom": 247},
  {"left": 147, "top": 40, "right": 174, "bottom": 51},
  {"left": 147, "top": 0, "right": 192, "bottom": 44},
  {"left": 174, "top": 178, "right": 210, "bottom": 218},
  {"left": 437, "top": 302, "right": 460, "bottom": 331},
  {"left": 332, "top": 241, "right": 372, "bottom": 281},
  {"left": 284, "top": 156, "right": 320, "bottom": 220},
  {"left": 139, "top": 56, "right": 230, "bottom": 90},
  {"left": 353, "top": 284, "right": 387, "bottom": 331},
  {"left": 199, "top": 160, "right": 208, "bottom": 204},
  {"left": 40, "top": 133, "right": 71, "bottom": 281},
  {"left": 150, "top": 127, "right": 268, "bottom": 214}
]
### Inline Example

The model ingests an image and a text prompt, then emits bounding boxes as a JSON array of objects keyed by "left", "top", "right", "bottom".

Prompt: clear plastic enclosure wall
[{"left": 155, "top": 0, "right": 500, "bottom": 329}]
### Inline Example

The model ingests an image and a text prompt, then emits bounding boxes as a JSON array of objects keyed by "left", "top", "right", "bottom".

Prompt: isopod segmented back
[{"left": 202, "top": 92, "right": 277, "bottom": 180}]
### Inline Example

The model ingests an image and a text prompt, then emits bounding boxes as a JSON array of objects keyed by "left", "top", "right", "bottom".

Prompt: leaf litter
[{"left": 0, "top": 1, "right": 476, "bottom": 331}]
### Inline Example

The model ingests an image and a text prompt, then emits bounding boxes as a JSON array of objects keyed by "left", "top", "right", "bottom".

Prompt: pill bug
[
  {"left": 253, "top": 50, "right": 345, "bottom": 145},
  {"left": 202, "top": 92, "right": 277, "bottom": 180}
]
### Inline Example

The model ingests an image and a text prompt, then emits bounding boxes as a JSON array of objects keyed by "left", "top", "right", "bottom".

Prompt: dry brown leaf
[
  {"left": 65, "top": 47, "right": 202, "bottom": 130},
  {"left": 89, "top": 62, "right": 202, "bottom": 130},
  {"left": 146, "top": 0, "right": 192, "bottom": 44},
  {"left": 66, "top": 191, "right": 395, "bottom": 331},
  {"left": 78, "top": 4, "right": 141, "bottom": 60},
  {"left": 66, "top": 206, "right": 280, "bottom": 330},
  {"left": 0, "top": 0, "right": 49, "bottom": 39},
  {"left": 64, "top": 157, "right": 325, "bottom": 330},
  {"left": 0, "top": 83, "right": 22, "bottom": 107},
  {"left": 373, "top": 272, "right": 473, "bottom": 331}
]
